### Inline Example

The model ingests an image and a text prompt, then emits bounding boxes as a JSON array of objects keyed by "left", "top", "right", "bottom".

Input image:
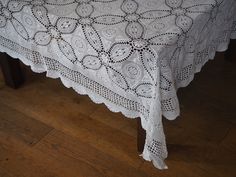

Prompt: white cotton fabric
[{"left": 0, "top": 0, "right": 235, "bottom": 169}]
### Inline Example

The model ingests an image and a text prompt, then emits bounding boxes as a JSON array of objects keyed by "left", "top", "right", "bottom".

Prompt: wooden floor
[{"left": 0, "top": 52, "right": 236, "bottom": 177}]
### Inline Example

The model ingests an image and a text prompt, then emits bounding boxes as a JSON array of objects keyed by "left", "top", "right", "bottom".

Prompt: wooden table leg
[
  {"left": 225, "top": 39, "right": 236, "bottom": 61},
  {"left": 137, "top": 117, "right": 146, "bottom": 153},
  {"left": 0, "top": 53, "right": 24, "bottom": 89}
]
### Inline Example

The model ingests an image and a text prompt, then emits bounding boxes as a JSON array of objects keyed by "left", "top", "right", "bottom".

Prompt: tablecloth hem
[
  {"left": 176, "top": 35, "right": 236, "bottom": 91},
  {"left": 0, "top": 46, "right": 145, "bottom": 120},
  {"left": 163, "top": 35, "right": 236, "bottom": 122},
  {"left": 140, "top": 148, "right": 168, "bottom": 170},
  {"left": 1, "top": 34, "right": 235, "bottom": 170}
]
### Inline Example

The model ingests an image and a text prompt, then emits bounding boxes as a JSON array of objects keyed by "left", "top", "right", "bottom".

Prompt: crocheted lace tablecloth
[{"left": 0, "top": 0, "right": 235, "bottom": 169}]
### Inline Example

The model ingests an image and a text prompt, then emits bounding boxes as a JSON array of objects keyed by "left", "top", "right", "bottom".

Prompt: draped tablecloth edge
[{"left": 0, "top": 33, "right": 235, "bottom": 170}]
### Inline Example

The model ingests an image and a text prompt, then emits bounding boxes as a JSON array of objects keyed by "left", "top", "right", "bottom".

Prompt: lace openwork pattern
[{"left": 0, "top": 0, "right": 235, "bottom": 169}]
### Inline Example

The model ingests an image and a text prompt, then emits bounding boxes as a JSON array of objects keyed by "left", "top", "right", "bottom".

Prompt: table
[{"left": 0, "top": 0, "right": 235, "bottom": 169}]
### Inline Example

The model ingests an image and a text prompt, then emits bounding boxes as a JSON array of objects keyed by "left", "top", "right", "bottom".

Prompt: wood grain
[
  {"left": 0, "top": 131, "right": 107, "bottom": 177},
  {"left": 35, "top": 130, "right": 148, "bottom": 177},
  {"left": 0, "top": 102, "right": 53, "bottom": 146},
  {"left": 0, "top": 51, "right": 236, "bottom": 177}
]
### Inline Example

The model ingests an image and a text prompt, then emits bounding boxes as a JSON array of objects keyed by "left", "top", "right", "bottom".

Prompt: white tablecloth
[{"left": 0, "top": 0, "right": 235, "bottom": 169}]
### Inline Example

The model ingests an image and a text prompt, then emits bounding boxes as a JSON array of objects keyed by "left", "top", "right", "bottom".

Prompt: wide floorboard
[{"left": 0, "top": 52, "right": 235, "bottom": 177}]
